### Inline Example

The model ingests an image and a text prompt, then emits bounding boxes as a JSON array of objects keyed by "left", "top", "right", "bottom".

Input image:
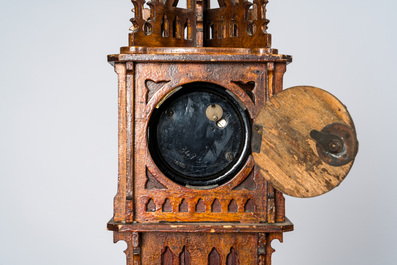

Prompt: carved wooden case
[
  {"left": 109, "top": 50, "right": 290, "bottom": 225},
  {"left": 127, "top": 0, "right": 271, "bottom": 48},
  {"left": 107, "top": 1, "right": 359, "bottom": 264},
  {"left": 111, "top": 229, "right": 285, "bottom": 264}
]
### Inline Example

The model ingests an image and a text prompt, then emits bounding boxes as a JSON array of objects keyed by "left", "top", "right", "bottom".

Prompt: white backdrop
[{"left": 0, "top": 0, "right": 396, "bottom": 264}]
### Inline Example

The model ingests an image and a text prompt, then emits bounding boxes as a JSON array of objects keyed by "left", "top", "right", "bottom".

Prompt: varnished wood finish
[
  {"left": 108, "top": 1, "right": 298, "bottom": 263},
  {"left": 108, "top": 0, "right": 360, "bottom": 263},
  {"left": 113, "top": 228, "right": 287, "bottom": 265},
  {"left": 204, "top": 0, "right": 271, "bottom": 48},
  {"left": 109, "top": 49, "right": 292, "bottom": 263},
  {"left": 253, "top": 86, "right": 358, "bottom": 198},
  {"left": 107, "top": 52, "right": 291, "bottom": 224},
  {"left": 134, "top": 60, "right": 264, "bottom": 223},
  {"left": 127, "top": 0, "right": 271, "bottom": 48},
  {"left": 113, "top": 63, "right": 127, "bottom": 222},
  {"left": 108, "top": 218, "right": 294, "bottom": 233},
  {"left": 129, "top": 0, "right": 199, "bottom": 47},
  {"left": 113, "top": 47, "right": 290, "bottom": 60}
]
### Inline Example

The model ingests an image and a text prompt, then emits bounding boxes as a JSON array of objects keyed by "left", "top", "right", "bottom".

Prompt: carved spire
[{"left": 127, "top": 0, "right": 271, "bottom": 48}]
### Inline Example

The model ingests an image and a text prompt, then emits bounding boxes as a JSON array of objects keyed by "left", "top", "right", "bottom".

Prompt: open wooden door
[{"left": 253, "top": 86, "right": 359, "bottom": 198}]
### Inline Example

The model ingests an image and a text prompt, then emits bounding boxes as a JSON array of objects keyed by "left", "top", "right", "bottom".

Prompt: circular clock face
[{"left": 148, "top": 82, "right": 251, "bottom": 188}]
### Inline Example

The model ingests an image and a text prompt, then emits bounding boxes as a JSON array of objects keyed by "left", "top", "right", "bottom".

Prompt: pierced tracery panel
[
  {"left": 139, "top": 232, "right": 259, "bottom": 264},
  {"left": 127, "top": 0, "right": 271, "bottom": 47},
  {"left": 129, "top": 0, "right": 198, "bottom": 47},
  {"left": 204, "top": 0, "right": 271, "bottom": 47}
]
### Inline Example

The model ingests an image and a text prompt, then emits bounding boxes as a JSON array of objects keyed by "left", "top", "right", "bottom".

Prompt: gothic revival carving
[
  {"left": 228, "top": 199, "right": 238, "bottom": 213},
  {"left": 179, "top": 199, "right": 189, "bottom": 212},
  {"left": 233, "top": 168, "right": 257, "bottom": 191},
  {"left": 211, "top": 199, "right": 222, "bottom": 212},
  {"left": 226, "top": 247, "right": 239, "bottom": 265},
  {"left": 128, "top": 0, "right": 271, "bottom": 47},
  {"left": 208, "top": 247, "right": 221, "bottom": 265},
  {"left": 179, "top": 246, "right": 191, "bottom": 265},
  {"left": 231, "top": 80, "right": 256, "bottom": 103},
  {"left": 161, "top": 246, "right": 176, "bottom": 265},
  {"left": 145, "top": 168, "right": 167, "bottom": 189},
  {"left": 146, "top": 198, "right": 156, "bottom": 212},
  {"left": 145, "top": 79, "right": 170, "bottom": 103},
  {"left": 244, "top": 199, "right": 255, "bottom": 212},
  {"left": 162, "top": 198, "right": 173, "bottom": 212},
  {"left": 108, "top": 1, "right": 297, "bottom": 265},
  {"left": 195, "top": 198, "right": 205, "bottom": 212}
]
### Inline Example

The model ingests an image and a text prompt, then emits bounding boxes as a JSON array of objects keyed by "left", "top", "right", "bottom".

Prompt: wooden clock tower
[{"left": 107, "top": 0, "right": 358, "bottom": 264}]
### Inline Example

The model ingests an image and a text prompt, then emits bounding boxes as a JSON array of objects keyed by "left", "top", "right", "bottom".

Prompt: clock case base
[{"left": 108, "top": 219, "right": 293, "bottom": 265}]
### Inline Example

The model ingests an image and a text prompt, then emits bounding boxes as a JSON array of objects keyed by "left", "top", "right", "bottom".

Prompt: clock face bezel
[{"left": 147, "top": 82, "right": 252, "bottom": 189}]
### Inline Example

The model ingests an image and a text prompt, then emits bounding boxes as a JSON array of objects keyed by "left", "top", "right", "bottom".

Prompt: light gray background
[{"left": 0, "top": 0, "right": 396, "bottom": 264}]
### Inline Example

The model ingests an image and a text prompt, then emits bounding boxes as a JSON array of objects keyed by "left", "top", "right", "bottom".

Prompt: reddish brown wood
[
  {"left": 111, "top": 48, "right": 291, "bottom": 62},
  {"left": 113, "top": 232, "right": 140, "bottom": 265},
  {"left": 244, "top": 199, "right": 255, "bottom": 213},
  {"left": 273, "top": 63, "right": 286, "bottom": 95},
  {"left": 126, "top": 56, "right": 292, "bottom": 223},
  {"left": 108, "top": 1, "right": 358, "bottom": 264},
  {"left": 125, "top": 62, "right": 134, "bottom": 201},
  {"left": 226, "top": 247, "right": 239, "bottom": 265},
  {"left": 140, "top": 232, "right": 259, "bottom": 264},
  {"left": 108, "top": 50, "right": 293, "bottom": 264},
  {"left": 233, "top": 168, "right": 256, "bottom": 191},
  {"left": 204, "top": 0, "right": 271, "bottom": 48},
  {"left": 113, "top": 63, "right": 127, "bottom": 222},
  {"left": 267, "top": 185, "right": 275, "bottom": 223},
  {"left": 232, "top": 81, "right": 256, "bottom": 103},
  {"left": 108, "top": 1, "right": 295, "bottom": 262},
  {"left": 195, "top": 198, "right": 205, "bottom": 212},
  {"left": 146, "top": 198, "right": 156, "bottom": 212},
  {"left": 211, "top": 199, "right": 222, "bottom": 213},
  {"left": 161, "top": 247, "right": 175, "bottom": 265},
  {"left": 146, "top": 169, "right": 167, "bottom": 190},
  {"left": 208, "top": 248, "right": 221, "bottom": 265},
  {"left": 126, "top": 0, "right": 271, "bottom": 48},
  {"left": 145, "top": 79, "right": 170, "bottom": 103},
  {"left": 126, "top": 199, "right": 134, "bottom": 223},
  {"left": 162, "top": 198, "right": 173, "bottom": 212},
  {"left": 112, "top": 229, "right": 289, "bottom": 265},
  {"left": 228, "top": 199, "right": 238, "bottom": 213},
  {"left": 108, "top": 219, "right": 294, "bottom": 233},
  {"left": 109, "top": 53, "right": 293, "bottom": 265},
  {"left": 275, "top": 190, "right": 285, "bottom": 223},
  {"left": 179, "top": 199, "right": 189, "bottom": 212},
  {"left": 179, "top": 246, "right": 191, "bottom": 265},
  {"left": 265, "top": 233, "right": 283, "bottom": 265},
  {"left": 258, "top": 233, "right": 266, "bottom": 265}
]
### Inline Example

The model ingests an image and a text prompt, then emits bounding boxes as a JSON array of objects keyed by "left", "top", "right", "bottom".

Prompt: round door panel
[
  {"left": 148, "top": 82, "right": 251, "bottom": 188},
  {"left": 253, "top": 86, "right": 358, "bottom": 198}
]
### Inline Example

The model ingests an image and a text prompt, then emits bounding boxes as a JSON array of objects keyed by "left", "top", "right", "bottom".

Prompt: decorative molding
[
  {"left": 145, "top": 168, "right": 167, "bottom": 190},
  {"left": 145, "top": 79, "right": 170, "bottom": 103},
  {"left": 233, "top": 168, "right": 257, "bottom": 190},
  {"left": 231, "top": 80, "right": 256, "bottom": 103}
]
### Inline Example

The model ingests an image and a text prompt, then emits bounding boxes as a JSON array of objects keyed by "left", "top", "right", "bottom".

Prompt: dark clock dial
[{"left": 148, "top": 82, "right": 251, "bottom": 188}]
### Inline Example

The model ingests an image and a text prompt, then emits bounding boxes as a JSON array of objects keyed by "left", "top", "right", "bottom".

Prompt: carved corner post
[
  {"left": 113, "top": 61, "right": 135, "bottom": 224},
  {"left": 113, "top": 62, "right": 127, "bottom": 223},
  {"left": 107, "top": 0, "right": 358, "bottom": 264},
  {"left": 114, "top": 232, "right": 141, "bottom": 265}
]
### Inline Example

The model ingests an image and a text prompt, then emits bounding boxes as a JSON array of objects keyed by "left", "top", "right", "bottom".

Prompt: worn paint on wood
[{"left": 253, "top": 86, "right": 358, "bottom": 198}]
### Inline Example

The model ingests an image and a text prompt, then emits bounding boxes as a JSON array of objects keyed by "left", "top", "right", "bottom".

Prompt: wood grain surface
[
  {"left": 253, "top": 86, "right": 358, "bottom": 198},
  {"left": 113, "top": 229, "right": 285, "bottom": 265}
]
